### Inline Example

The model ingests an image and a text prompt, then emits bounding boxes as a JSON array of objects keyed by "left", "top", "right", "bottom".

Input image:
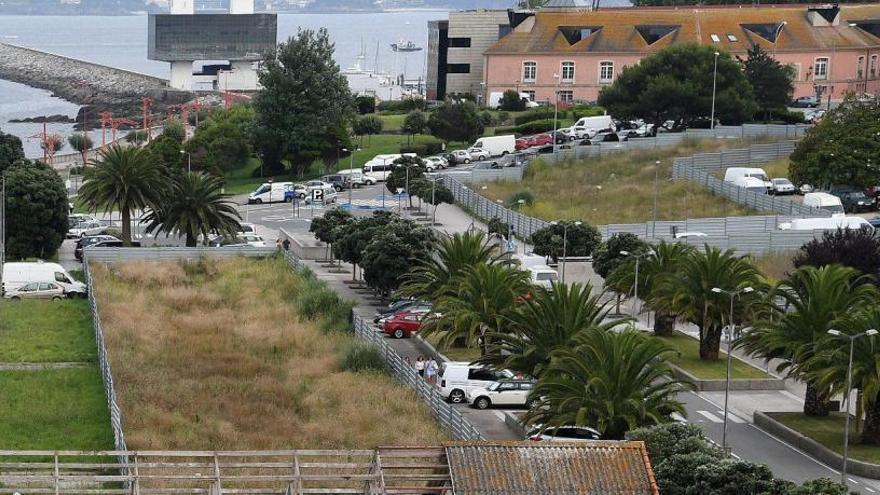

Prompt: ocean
[{"left": 0, "top": 11, "right": 446, "bottom": 157}]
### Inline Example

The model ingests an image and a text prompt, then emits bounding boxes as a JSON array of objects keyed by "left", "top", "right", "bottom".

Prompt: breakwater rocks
[{"left": 0, "top": 43, "right": 193, "bottom": 121}]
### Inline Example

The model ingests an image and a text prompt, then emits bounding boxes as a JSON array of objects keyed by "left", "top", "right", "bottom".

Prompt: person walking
[
  {"left": 425, "top": 357, "right": 439, "bottom": 385},
  {"left": 415, "top": 356, "right": 425, "bottom": 377}
]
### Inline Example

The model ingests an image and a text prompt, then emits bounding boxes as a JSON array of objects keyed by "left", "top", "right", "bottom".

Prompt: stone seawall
[{"left": 0, "top": 43, "right": 192, "bottom": 120}]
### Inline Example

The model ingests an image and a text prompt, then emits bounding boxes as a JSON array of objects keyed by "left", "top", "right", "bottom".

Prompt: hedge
[
  {"left": 571, "top": 106, "right": 606, "bottom": 120},
  {"left": 515, "top": 119, "right": 556, "bottom": 135},
  {"left": 400, "top": 142, "right": 444, "bottom": 156},
  {"left": 514, "top": 109, "right": 557, "bottom": 126}
]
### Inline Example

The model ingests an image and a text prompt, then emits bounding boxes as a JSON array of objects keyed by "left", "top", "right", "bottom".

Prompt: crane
[
  {"left": 99, "top": 112, "right": 139, "bottom": 148},
  {"left": 28, "top": 122, "right": 63, "bottom": 163}
]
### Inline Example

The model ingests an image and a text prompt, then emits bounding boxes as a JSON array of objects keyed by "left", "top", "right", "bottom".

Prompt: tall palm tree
[
  {"left": 420, "top": 263, "right": 530, "bottom": 356},
  {"left": 79, "top": 145, "right": 166, "bottom": 246},
  {"left": 523, "top": 329, "right": 690, "bottom": 439},
  {"left": 143, "top": 172, "right": 242, "bottom": 247},
  {"left": 476, "top": 282, "right": 628, "bottom": 377},
  {"left": 608, "top": 241, "right": 695, "bottom": 336},
  {"left": 651, "top": 246, "right": 762, "bottom": 360},
  {"left": 740, "top": 265, "right": 876, "bottom": 416},
  {"left": 398, "top": 231, "right": 497, "bottom": 301}
]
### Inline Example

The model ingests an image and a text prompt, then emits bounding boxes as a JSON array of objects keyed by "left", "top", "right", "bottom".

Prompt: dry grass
[
  {"left": 752, "top": 250, "right": 797, "bottom": 282},
  {"left": 91, "top": 257, "right": 445, "bottom": 450},
  {"left": 711, "top": 158, "right": 791, "bottom": 181},
  {"left": 482, "top": 138, "right": 781, "bottom": 225}
]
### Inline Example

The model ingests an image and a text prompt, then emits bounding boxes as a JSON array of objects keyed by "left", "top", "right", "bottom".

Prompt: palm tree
[
  {"left": 420, "top": 263, "right": 530, "bottom": 356},
  {"left": 523, "top": 329, "right": 690, "bottom": 439},
  {"left": 651, "top": 246, "right": 762, "bottom": 360},
  {"left": 476, "top": 282, "right": 628, "bottom": 377},
  {"left": 79, "top": 145, "right": 166, "bottom": 246},
  {"left": 398, "top": 231, "right": 497, "bottom": 301},
  {"left": 143, "top": 172, "right": 242, "bottom": 247},
  {"left": 739, "top": 265, "right": 876, "bottom": 416},
  {"left": 608, "top": 241, "right": 695, "bottom": 336}
]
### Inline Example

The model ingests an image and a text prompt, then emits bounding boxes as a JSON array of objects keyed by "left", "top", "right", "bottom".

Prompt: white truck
[
  {"left": 487, "top": 92, "right": 539, "bottom": 110},
  {"left": 573, "top": 115, "right": 614, "bottom": 134},
  {"left": 723, "top": 168, "right": 773, "bottom": 191},
  {"left": 1, "top": 261, "right": 87, "bottom": 297},
  {"left": 802, "top": 192, "right": 845, "bottom": 215},
  {"left": 779, "top": 216, "right": 873, "bottom": 232},
  {"left": 470, "top": 135, "right": 516, "bottom": 157},
  {"left": 514, "top": 254, "right": 559, "bottom": 290}
]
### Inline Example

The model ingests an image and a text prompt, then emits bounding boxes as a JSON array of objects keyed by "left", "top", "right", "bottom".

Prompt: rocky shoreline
[{"left": 0, "top": 43, "right": 193, "bottom": 126}]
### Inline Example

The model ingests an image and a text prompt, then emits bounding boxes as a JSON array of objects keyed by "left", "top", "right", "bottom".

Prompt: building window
[
  {"left": 447, "top": 37, "right": 471, "bottom": 48},
  {"left": 791, "top": 63, "right": 801, "bottom": 81},
  {"left": 523, "top": 90, "right": 535, "bottom": 101},
  {"left": 446, "top": 64, "right": 470, "bottom": 74},
  {"left": 561, "top": 61, "right": 575, "bottom": 81},
  {"left": 498, "top": 25, "right": 512, "bottom": 38},
  {"left": 727, "top": 34, "right": 738, "bottom": 42},
  {"left": 558, "top": 90, "right": 573, "bottom": 103},
  {"left": 599, "top": 61, "right": 614, "bottom": 83},
  {"left": 710, "top": 34, "right": 721, "bottom": 43},
  {"left": 857, "top": 56, "right": 865, "bottom": 79},
  {"left": 814, "top": 57, "right": 828, "bottom": 80},
  {"left": 871, "top": 55, "right": 878, "bottom": 78},
  {"left": 522, "top": 61, "right": 537, "bottom": 82}
]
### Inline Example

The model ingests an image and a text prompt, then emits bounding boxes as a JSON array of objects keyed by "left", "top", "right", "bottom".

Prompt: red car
[
  {"left": 528, "top": 134, "right": 552, "bottom": 147},
  {"left": 382, "top": 310, "right": 425, "bottom": 339},
  {"left": 515, "top": 138, "right": 530, "bottom": 151}
]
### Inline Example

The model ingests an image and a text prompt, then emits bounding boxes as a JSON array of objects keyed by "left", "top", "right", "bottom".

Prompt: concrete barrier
[
  {"left": 503, "top": 411, "right": 529, "bottom": 439},
  {"left": 670, "top": 365, "right": 785, "bottom": 391},
  {"left": 754, "top": 411, "right": 880, "bottom": 479},
  {"left": 279, "top": 228, "right": 330, "bottom": 261}
]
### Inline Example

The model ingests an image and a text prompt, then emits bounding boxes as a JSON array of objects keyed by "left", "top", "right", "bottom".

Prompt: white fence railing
[{"left": 83, "top": 246, "right": 276, "bottom": 263}]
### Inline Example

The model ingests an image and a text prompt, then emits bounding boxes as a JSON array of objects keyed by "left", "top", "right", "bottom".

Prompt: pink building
[{"left": 483, "top": 4, "right": 880, "bottom": 104}]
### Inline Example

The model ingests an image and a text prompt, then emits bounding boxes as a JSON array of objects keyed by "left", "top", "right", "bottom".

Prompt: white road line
[
  {"left": 780, "top": 390, "right": 805, "bottom": 404},
  {"left": 697, "top": 410, "right": 724, "bottom": 423},
  {"left": 717, "top": 410, "right": 746, "bottom": 424},
  {"left": 864, "top": 486, "right": 875, "bottom": 493},
  {"left": 671, "top": 412, "right": 687, "bottom": 423}
]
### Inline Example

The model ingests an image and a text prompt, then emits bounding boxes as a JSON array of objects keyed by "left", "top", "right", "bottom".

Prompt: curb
[
  {"left": 754, "top": 411, "right": 880, "bottom": 480},
  {"left": 670, "top": 364, "right": 785, "bottom": 391},
  {"left": 413, "top": 334, "right": 452, "bottom": 363}
]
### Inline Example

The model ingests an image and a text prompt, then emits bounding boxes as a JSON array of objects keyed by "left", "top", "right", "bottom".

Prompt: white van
[
  {"left": 779, "top": 216, "right": 873, "bottom": 231},
  {"left": 487, "top": 91, "right": 540, "bottom": 110},
  {"left": 362, "top": 154, "right": 417, "bottom": 181},
  {"left": 573, "top": 115, "right": 614, "bottom": 134},
  {"left": 248, "top": 182, "right": 294, "bottom": 204},
  {"left": 802, "top": 192, "right": 845, "bottom": 215},
  {"left": 437, "top": 362, "right": 514, "bottom": 403},
  {"left": 512, "top": 254, "right": 559, "bottom": 290},
  {"left": 471, "top": 135, "right": 516, "bottom": 157},
  {"left": 1, "top": 261, "right": 87, "bottom": 297},
  {"left": 723, "top": 168, "right": 772, "bottom": 191},
  {"left": 733, "top": 176, "right": 770, "bottom": 194},
  {"left": 337, "top": 168, "right": 377, "bottom": 186}
]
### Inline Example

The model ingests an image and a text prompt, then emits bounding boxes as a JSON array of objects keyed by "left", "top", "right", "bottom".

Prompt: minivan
[
  {"left": 802, "top": 192, "right": 845, "bottom": 215},
  {"left": 723, "top": 168, "right": 772, "bottom": 191},
  {"left": 2, "top": 261, "right": 87, "bottom": 297},
  {"left": 248, "top": 182, "right": 294, "bottom": 204},
  {"left": 437, "top": 362, "right": 514, "bottom": 403}
]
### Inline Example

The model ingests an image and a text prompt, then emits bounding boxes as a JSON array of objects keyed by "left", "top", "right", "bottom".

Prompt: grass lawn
[
  {"left": 0, "top": 299, "right": 97, "bottom": 363},
  {"left": 91, "top": 257, "right": 445, "bottom": 449},
  {"left": 423, "top": 333, "right": 481, "bottom": 363},
  {"left": 0, "top": 367, "right": 113, "bottom": 450},
  {"left": 481, "top": 138, "right": 779, "bottom": 225},
  {"left": 659, "top": 332, "right": 769, "bottom": 380},
  {"left": 377, "top": 113, "right": 406, "bottom": 131},
  {"left": 770, "top": 412, "right": 880, "bottom": 464}
]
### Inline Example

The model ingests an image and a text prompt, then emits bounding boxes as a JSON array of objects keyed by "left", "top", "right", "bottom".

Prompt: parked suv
[
  {"left": 320, "top": 175, "right": 351, "bottom": 192},
  {"left": 467, "top": 380, "right": 536, "bottom": 409},
  {"left": 830, "top": 185, "right": 876, "bottom": 213},
  {"left": 74, "top": 235, "right": 124, "bottom": 261}
]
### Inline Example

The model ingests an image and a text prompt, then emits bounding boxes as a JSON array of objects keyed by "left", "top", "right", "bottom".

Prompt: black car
[
  {"left": 320, "top": 174, "right": 353, "bottom": 191},
  {"left": 829, "top": 185, "right": 876, "bottom": 213},
  {"left": 438, "top": 152, "right": 457, "bottom": 166},
  {"left": 74, "top": 235, "right": 118, "bottom": 261},
  {"left": 790, "top": 96, "right": 820, "bottom": 108},
  {"left": 74, "top": 236, "right": 139, "bottom": 261}
]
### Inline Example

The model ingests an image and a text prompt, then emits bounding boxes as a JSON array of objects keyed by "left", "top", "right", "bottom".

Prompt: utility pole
[{"left": 0, "top": 176, "right": 6, "bottom": 291}]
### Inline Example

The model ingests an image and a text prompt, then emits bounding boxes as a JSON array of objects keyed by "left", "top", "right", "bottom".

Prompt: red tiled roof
[
  {"left": 486, "top": 4, "right": 880, "bottom": 54},
  {"left": 445, "top": 441, "right": 660, "bottom": 494}
]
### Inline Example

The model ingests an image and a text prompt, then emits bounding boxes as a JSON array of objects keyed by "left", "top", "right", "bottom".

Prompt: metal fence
[
  {"left": 83, "top": 246, "right": 276, "bottom": 263},
  {"left": 281, "top": 250, "right": 485, "bottom": 441},
  {"left": 441, "top": 166, "right": 526, "bottom": 183}
]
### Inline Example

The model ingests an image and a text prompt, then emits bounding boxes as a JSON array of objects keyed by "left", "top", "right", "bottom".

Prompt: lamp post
[
  {"left": 773, "top": 21, "right": 788, "bottom": 58},
  {"left": 652, "top": 160, "right": 660, "bottom": 238},
  {"left": 620, "top": 249, "right": 655, "bottom": 321},
  {"left": 710, "top": 51, "right": 720, "bottom": 131},
  {"left": 552, "top": 73, "right": 560, "bottom": 156},
  {"left": 180, "top": 150, "right": 191, "bottom": 173},
  {"left": 827, "top": 328, "right": 879, "bottom": 487},
  {"left": 342, "top": 147, "right": 360, "bottom": 209},
  {"left": 550, "top": 220, "right": 581, "bottom": 284},
  {"left": 711, "top": 285, "right": 755, "bottom": 450}
]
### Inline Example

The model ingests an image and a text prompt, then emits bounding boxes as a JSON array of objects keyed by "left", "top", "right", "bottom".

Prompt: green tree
[
  {"left": 498, "top": 89, "right": 526, "bottom": 111},
  {"left": 687, "top": 459, "right": 777, "bottom": 495},
  {"left": 793, "top": 227, "right": 880, "bottom": 286},
  {"left": 626, "top": 422, "right": 720, "bottom": 467},
  {"left": 789, "top": 98, "right": 880, "bottom": 189},
  {"left": 487, "top": 217, "right": 511, "bottom": 240},
  {"left": 333, "top": 211, "right": 395, "bottom": 279},
  {"left": 652, "top": 246, "right": 762, "bottom": 360},
  {"left": 79, "top": 145, "right": 166, "bottom": 246},
  {"left": 402, "top": 110, "right": 429, "bottom": 139},
  {"left": 355, "top": 95, "right": 375, "bottom": 114},
  {"left": 523, "top": 329, "right": 690, "bottom": 439},
  {"left": 529, "top": 220, "right": 602, "bottom": 262},
  {"left": 124, "top": 130, "right": 148, "bottom": 146},
  {"left": 145, "top": 135, "right": 184, "bottom": 174},
  {"left": 162, "top": 121, "right": 186, "bottom": 143},
  {"left": 420, "top": 263, "right": 530, "bottom": 356},
  {"left": 409, "top": 178, "right": 454, "bottom": 218},
  {"left": 0, "top": 128, "right": 25, "bottom": 173},
  {"left": 142, "top": 172, "right": 241, "bottom": 247},
  {"left": 399, "top": 230, "right": 497, "bottom": 301},
  {"left": 476, "top": 282, "right": 624, "bottom": 377},
  {"left": 3, "top": 160, "right": 68, "bottom": 260},
  {"left": 253, "top": 28, "right": 354, "bottom": 176},
  {"left": 67, "top": 133, "right": 93, "bottom": 166},
  {"left": 360, "top": 220, "right": 434, "bottom": 295},
  {"left": 309, "top": 208, "right": 353, "bottom": 260},
  {"left": 598, "top": 43, "right": 757, "bottom": 130},
  {"left": 739, "top": 265, "right": 876, "bottom": 416},
  {"left": 593, "top": 233, "right": 649, "bottom": 279},
  {"left": 742, "top": 44, "right": 796, "bottom": 121},
  {"left": 385, "top": 155, "right": 425, "bottom": 207},
  {"left": 427, "top": 100, "right": 484, "bottom": 144},
  {"left": 352, "top": 115, "right": 383, "bottom": 145},
  {"left": 185, "top": 104, "right": 255, "bottom": 173}
]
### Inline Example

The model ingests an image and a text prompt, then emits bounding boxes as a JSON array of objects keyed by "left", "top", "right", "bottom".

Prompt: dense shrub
[
  {"left": 571, "top": 106, "right": 606, "bottom": 120},
  {"left": 771, "top": 108, "right": 807, "bottom": 125},
  {"left": 507, "top": 190, "right": 534, "bottom": 208},
  {"left": 499, "top": 90, "right": 527, "bottom": 111},
  {"left": 492, "top": 126, "right": 517, "bottom": 135},
  {"left": 487, "top": 217, "right": 511, "bottom": 239},
  {"left": 400, "top": 142, "right": 444, "bottom": 156},
  {"left": 355, "top": 95, "right": 376, "bottom": 114},
  {"left": 339, "top": 342, "right": 386, "bottom": 373},
  {"left": 377, "top": 97, "right": 426, "bottom": 113},
  {"left": 515, "top": 119, "right": 556, "bottom": 135},
  {"left": 514, "top": 109, "right": 556, "bottom": 126}
]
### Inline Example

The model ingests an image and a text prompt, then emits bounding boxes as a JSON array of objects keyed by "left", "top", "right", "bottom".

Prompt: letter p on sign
[{"left": 312, "top": 189, "right": 324, "bottom": 202}]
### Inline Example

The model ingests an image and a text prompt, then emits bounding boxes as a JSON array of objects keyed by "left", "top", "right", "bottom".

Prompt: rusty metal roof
[
  {"left": 444, "top": 441, "right": 660, "bottom": 494},
  {"left": 487, "top": 4, "right": 880, "bottom": 55}
]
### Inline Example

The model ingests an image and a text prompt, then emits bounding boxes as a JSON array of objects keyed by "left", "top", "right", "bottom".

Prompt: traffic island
[{"left": 755, "top": 411, "right": 880, "bottom": 479}]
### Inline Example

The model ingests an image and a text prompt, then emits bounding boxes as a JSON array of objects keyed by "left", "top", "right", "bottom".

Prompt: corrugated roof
[
  {"left": 542, "top": 0, "right": 593, "bottom": 9},
  {"left": 445, "top": 441, "right": 659, "bottom": 494},
  {"left": 486, "top": 4, "right": 880, "bottom": 54}
]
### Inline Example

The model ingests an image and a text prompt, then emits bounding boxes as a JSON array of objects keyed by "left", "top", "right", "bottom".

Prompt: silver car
[{"left": 4, "top": 282, "right": 66, "bottom": 301}]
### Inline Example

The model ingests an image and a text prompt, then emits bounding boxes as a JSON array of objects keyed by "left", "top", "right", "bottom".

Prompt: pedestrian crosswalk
[
  {"left": 340, "top": 199, "right": 397, "bottom": 210},
  {"left": 694, "top": 410, "right": 746, "bottom": 424}
]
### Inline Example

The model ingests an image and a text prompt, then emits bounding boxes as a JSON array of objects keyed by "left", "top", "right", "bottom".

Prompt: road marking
[
  {"left": 697, "top": 410, "right": 724, "bottom": 423},
  {"left": 780, "top": 390, "right": 805, "bottom": 404},
  {"left": 864, "top": 486, "right": 875, "bottom": 493},
  {"left": 671, "top": 412, "right": 687, "bottom": 423},
  {"left": 717, "top": 410, "right": 746, "bottom": 423}
]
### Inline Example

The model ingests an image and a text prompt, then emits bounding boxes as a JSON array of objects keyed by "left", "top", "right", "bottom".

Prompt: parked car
[
  {"left": 3, "top": 281, "right": 67, "bottom": 301},
  {"left": 437, "top": 362, "right": 515, "bottom": 403},
  {"left": 804, "top": 109, "right": 826, "bottom": 123},
  {"left": 284, "top": 184, "right": 310, "bottom": 201},
  {"left": 337, "top": 168, "right": 377, "bottom": 186},
  {"left": 470, "top": 135, "right": 516, "bottom": 157},
  {"left": 2, "top": 261, "right": 87, "bottom": 297},
  {"left": 565, "top": 125, "right": 593, "bottom": 139},
  {"left": 868, "top": 216, "right": 880, "bottom": 228},
  {"left": 830, "top": 186, "right": 876, "bottom": 213},
  {"left": 466, "top": 147, "right": 490, "bottom": 162},
  {"left": 382, "top": 310, "right": 426, "bottom": 339},
  {"left": 769, "top": 178, "right": 797, "bottom": 195},
  {"left": 423, "top": 156, "right": 447, "bottom": 171},
  {"left": 791, "top": 96, "right": 820, "bottom": 108},
  {"left": 438, "top": 152, "right": 457, "bottom": 166},
  {"left": 803, "top": 192, "right": 845, "bottom": 214},
  {"left": 526, "top": 134, "right": 553, "bottom": 147},
  {"left": 320, "top": 174, "right": 352, "bottom": 192},
  {"left": 467, "top": 380, "right": 536, "bottom": 409},
  {"left": 593, "top": 131, "right": 627, "bottom": 143},
  {"left": 67, "top": 220, "right": 108, "bottom": 238},
  {"left": 473, "top": 161, "right": 503, "bottom": 170},
  {"left": 515, "top": 138, "right": 530, "bottom": 151},
  {"left": 68, "top": 214, "right": 95, "bottom": 229},
  {"left": 374, "top": 299, "right": 430, "bottom": 324},
  {"left": 450, "top": 150, "right": 473, "bottom": 164},
  {"left": 527, "top": 426, "right": 601, "bottom": 442},
  {"left": 248, "top": 181, "right": 294, "bottom": 204},
  {"left": 74, "top": 235, "right": 121, "bottom": 261},
  {"left": 209, "top": 234, "right": 267, "bottom": 248}
]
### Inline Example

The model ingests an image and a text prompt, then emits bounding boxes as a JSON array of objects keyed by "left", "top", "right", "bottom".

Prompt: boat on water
[{"left": 390, "top": 40, "right": 422, "bottom": 52}]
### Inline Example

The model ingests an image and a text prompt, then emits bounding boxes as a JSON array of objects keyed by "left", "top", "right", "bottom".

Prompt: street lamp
[
  {"left": 773, "top": 21, "right": 788, "bottom": 58},
  {"left": 827, "top": 328, "right": 879, "bottom": 487},
  {"left": 710, "top": 51, "right": 720, "bottom": 131},
  {"left": 342, "top": 147, "right": 360, "bottom": 209},
  {"left": 550, "top": 220, "right": 581, "bottom": 284},
  {"left": 620, "top": 249, "right": 655, "bottom": 321},
  {"left": 711, "top": 285, "right": 755, "bottom": 450},
  {"left": 652, "top": 160, "right": 661, "bottom": 238},
  {"left": 180, "top": 149, "right": 191, "bottom": 173},
  {"left": 552, "top": 73, "right": 560, "bottom": 156}
]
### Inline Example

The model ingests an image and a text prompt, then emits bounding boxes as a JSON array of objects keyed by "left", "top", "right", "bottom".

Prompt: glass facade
[{"left": 148, "top": 14, "right": 277, "bottom": 61}]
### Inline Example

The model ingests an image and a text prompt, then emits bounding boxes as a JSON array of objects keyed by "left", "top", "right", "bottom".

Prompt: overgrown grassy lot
[
  {"left": 0, "top": 299, "right": 97, "bottom": 363},
  {"left": 752, "top": 250, "right": 797, "bottom": 282},
  {"left": 769, "top": 412, "right": 880, "bottom": 464},
  {"left": 91, "top": 256, "right": 445, "bottom": 449},
  {"left": 481, "top": 138, "right": 779, "bottom": 225},
  {"left": 659, "top": 332, "right": 769, "bottom": 380}
]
